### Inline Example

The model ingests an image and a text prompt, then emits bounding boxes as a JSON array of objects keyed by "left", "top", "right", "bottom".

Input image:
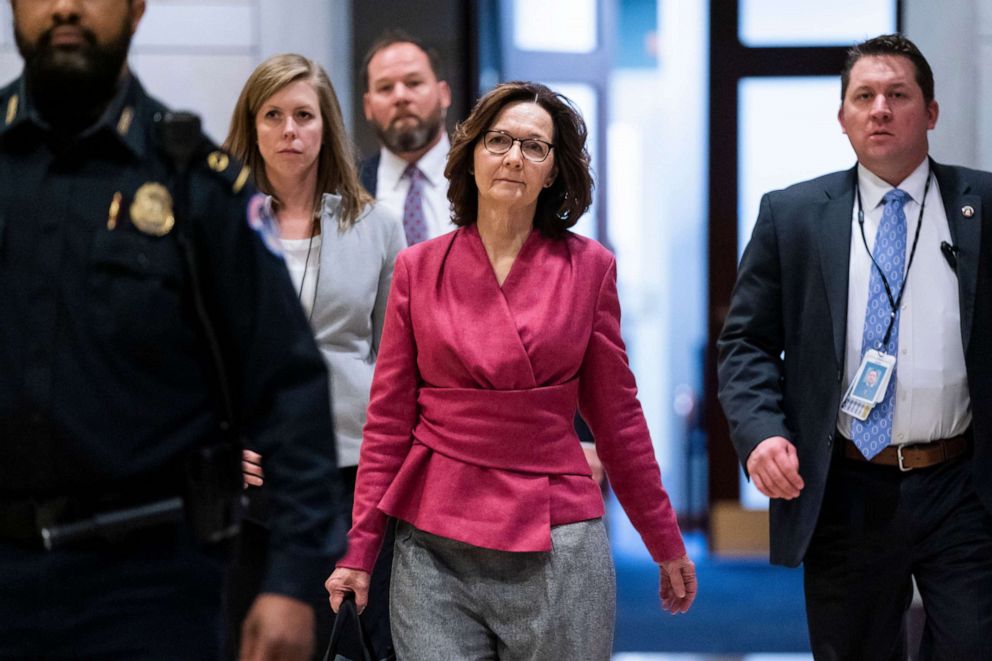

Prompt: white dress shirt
[
  {"left": 375, "top": 133, "right": 455, "bottom": 240},
  {"left": 838, "top": 159, "right": 971, "bottom": 444}
]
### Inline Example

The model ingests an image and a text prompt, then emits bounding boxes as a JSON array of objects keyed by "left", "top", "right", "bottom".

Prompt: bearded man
[
  {"left": 358, "top": 30, "right": 454, "bottom": 244},
  {"left": 0, "top": 2, "right": 345, "bottom": 659}
]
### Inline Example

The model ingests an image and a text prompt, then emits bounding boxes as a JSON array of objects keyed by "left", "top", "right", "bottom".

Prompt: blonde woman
[{"left": 225, "top": 53, "right": 404, "bottom": 660}]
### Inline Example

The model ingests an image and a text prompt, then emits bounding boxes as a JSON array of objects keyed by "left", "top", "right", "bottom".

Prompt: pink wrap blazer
[{"left": 338, "top": 224, "right": 685, "bottom": 573}]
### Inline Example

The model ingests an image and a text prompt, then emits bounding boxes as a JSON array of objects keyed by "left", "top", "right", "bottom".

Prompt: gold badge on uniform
[{"left": 129, "top": 182, "right": 175, "bottom": 236}]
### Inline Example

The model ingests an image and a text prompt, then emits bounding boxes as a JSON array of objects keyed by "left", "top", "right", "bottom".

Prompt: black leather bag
[{"left": 323, "top": 593, "right": 374, "bottom": 661}]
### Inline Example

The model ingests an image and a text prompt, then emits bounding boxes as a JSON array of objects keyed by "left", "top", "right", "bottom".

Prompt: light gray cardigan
[{"left": 310, "top": 193, "right": 405, "bottom": 466}]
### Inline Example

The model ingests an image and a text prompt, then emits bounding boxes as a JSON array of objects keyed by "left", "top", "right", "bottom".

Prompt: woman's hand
[
  {"left": 325, "top": 567, "right": 371, "bottom": 614},
  {"left": 659, "top": 554, "right": 697, "bottom": 614},
  {"left": 242, "top": 449, "right": 264, "bottom": 488}
]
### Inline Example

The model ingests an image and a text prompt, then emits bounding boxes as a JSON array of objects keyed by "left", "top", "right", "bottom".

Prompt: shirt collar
[
  {"left": 379, "top": 131, "right": 450, "bottom": 191},
  {"left": 318, "top": 192, "right": 342, "bottom": 219},
  {"left": 857, "top": 157, "right": 930, "bottom": 211},
  {"left": 1, "top": 70, "right": 146, "bottom": 159}
]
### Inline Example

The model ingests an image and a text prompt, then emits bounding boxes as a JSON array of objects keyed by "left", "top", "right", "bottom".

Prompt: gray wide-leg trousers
[{"left": 390, "top": 518, "right": 616, "bottom": 660}]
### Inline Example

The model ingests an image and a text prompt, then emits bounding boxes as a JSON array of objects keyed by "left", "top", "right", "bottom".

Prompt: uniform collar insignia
[
  {"left": 116, "top": 106, "right": 134, "bottom": 137},
  {"left": 5, "top": 94, "right": 18, "bottom": 126}
]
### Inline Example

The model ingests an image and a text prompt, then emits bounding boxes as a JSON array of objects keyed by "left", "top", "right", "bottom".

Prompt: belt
[
  {"left": 0, "top": 497, "right": 69, "bottom": 547},
  {"left": 844, "top": 433, "right": 970, "bottom": 471},
  {"left": 0, "top": 487, "right": 183, "bottom": 549}
]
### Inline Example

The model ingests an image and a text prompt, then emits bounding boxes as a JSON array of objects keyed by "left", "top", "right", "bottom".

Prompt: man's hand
[
  {"left": 239, "top": 593, "right": 314, "bottom": 661},
  {"left": 325, "top": 567, "right": 371, "bottom": 614},
  {"left": 746, "top": 436, "right": 804, "bottom": 499},
  {"left": 242, "top": 449, "right": 264, "bottom": 488},
  {"left": 659, "top": 554, "right": 697, "bottom": 614}
]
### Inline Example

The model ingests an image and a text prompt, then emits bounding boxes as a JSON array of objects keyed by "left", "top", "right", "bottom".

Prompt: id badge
[{"left": 840, "top": 349, "right": 896, "bottom": 421}]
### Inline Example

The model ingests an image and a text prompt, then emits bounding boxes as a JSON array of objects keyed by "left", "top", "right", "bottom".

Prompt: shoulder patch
[{"left": 246, "top": 193, "right": 282, "bottom": 257}]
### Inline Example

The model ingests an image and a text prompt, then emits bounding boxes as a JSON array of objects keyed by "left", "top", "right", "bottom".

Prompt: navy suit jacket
[
  {"left": 360, "top": 153, "right": 380, "bottom": 197},
  {"left": 717, "top": 160, "right": 992, "bottom": 567}
]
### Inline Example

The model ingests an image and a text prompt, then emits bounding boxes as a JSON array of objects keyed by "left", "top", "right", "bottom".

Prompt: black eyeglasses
[{"left": 482, "top": 130, "right": 554, "bottom": 163}]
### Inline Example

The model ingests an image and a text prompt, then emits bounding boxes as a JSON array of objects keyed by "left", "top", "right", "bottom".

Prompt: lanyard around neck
[{"left": 855, "top": 170, "right": 931, "bottom": 349}]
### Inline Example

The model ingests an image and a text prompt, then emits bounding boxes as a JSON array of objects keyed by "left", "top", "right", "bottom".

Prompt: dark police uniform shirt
[{"left": 0, "top": 73, "right": 344, "bottom": 602}]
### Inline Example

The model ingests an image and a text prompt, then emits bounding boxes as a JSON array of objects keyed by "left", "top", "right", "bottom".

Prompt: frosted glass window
[
  {"left": 738, "top": 76, "right": 855, "bottom": 259},
  {"left": 740, "top": 0, "right": 896, "bottom": 47},
  {"left": 737, "top": 76, "right": 856, "bottom": 508},
  {"left": 548, "top": 82, "right": 597, "bottom": 237},
  {"left": 514, "top": 0, "right": 597, "bottom": 53}
]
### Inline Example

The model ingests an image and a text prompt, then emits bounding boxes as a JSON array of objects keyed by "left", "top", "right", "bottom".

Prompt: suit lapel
[
  {"left": 359, "top": 152, "right": 380, "bottom": 195},
  {"left": 934, "top": 162, "right": 981, "bottom": 354},
  {"left": 816, "top": 167, "right": 857, "bottom": 368}
]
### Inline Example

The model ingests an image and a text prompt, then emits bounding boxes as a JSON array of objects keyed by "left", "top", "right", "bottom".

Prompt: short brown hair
[
  {"left": 360, "top": 29, "right": 445, "bottom": 91},
  {"left": 445, "top": 81, "right": 593, "bottom": 238},
  {"left": 842, "top": 34, "right": 935, "bottom": 105},
  {"left": 224, "top": 53, "right": 372, "bottom": 228}
]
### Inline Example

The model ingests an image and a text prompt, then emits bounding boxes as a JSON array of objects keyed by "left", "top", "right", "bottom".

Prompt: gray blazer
[{"left": 310, "top": 193, "right": 406, "bottom": 466}]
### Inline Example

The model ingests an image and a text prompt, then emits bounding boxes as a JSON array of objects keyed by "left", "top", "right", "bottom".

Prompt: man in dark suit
[
  {"left": 358, "top": 30, "right": 453, "bottom": 243},
  {"left": 718, "top": 34, "right": 992, "bottom": 660}
]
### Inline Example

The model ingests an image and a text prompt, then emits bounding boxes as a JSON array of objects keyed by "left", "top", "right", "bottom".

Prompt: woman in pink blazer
[{"left": 327, "top": 81, "right": 696, "bottom": 660}]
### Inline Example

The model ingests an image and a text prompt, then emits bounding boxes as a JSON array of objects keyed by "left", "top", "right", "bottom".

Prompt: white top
[
  {"left": 277, "top": 194, "right": 406, "bottom": 466},
  {"left": 838, "top": 159, "right": 971, "bottom": 444},
  {"left": 280, "top": 234, "right": 321, "bottom": 319},
  {"left": 374, "top": 133, "right": 455, "bottom": 240}
]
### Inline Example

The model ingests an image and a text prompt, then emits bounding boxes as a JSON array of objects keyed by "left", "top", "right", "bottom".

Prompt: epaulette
[{"left": 203, "top": 148, "right": 251, "bottom": 195}]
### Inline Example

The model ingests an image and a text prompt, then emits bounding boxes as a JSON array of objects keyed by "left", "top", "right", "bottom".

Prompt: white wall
[
  {"left": 905, "top": 0, "right": 989, "bottom": 169},
  {"left": 0, "top": 0, "right": 350, "bottom": 144},
  {"left": 0, "top": 1, "right": 984, "bottom": 165}
]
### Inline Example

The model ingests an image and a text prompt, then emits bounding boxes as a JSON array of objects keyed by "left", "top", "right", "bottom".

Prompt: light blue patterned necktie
[{"left": 851, "top": 189, "right": 909, "bottom": 460}]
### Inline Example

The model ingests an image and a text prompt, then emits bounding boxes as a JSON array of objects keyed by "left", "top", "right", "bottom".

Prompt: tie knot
[
  {"left": 404, "top": 164, "right": 424, "bottom": 182},
  {"left": 883, "top": 188, "right": 909, "bottom": 208}
]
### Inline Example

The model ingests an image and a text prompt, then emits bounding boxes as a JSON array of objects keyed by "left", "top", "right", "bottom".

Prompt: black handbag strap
[{"left": 323, "top": 593, "right": 374, "bottom": 661}]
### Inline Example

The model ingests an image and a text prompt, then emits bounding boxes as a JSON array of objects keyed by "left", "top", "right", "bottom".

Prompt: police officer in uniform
[{"left": 0, "top": 1, "right": 345, "bottom": 659}]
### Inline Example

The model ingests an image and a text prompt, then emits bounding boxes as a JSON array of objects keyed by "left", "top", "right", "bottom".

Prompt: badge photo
[{"left": 840, "top": 349, "right": 896, "bottom": 421}]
